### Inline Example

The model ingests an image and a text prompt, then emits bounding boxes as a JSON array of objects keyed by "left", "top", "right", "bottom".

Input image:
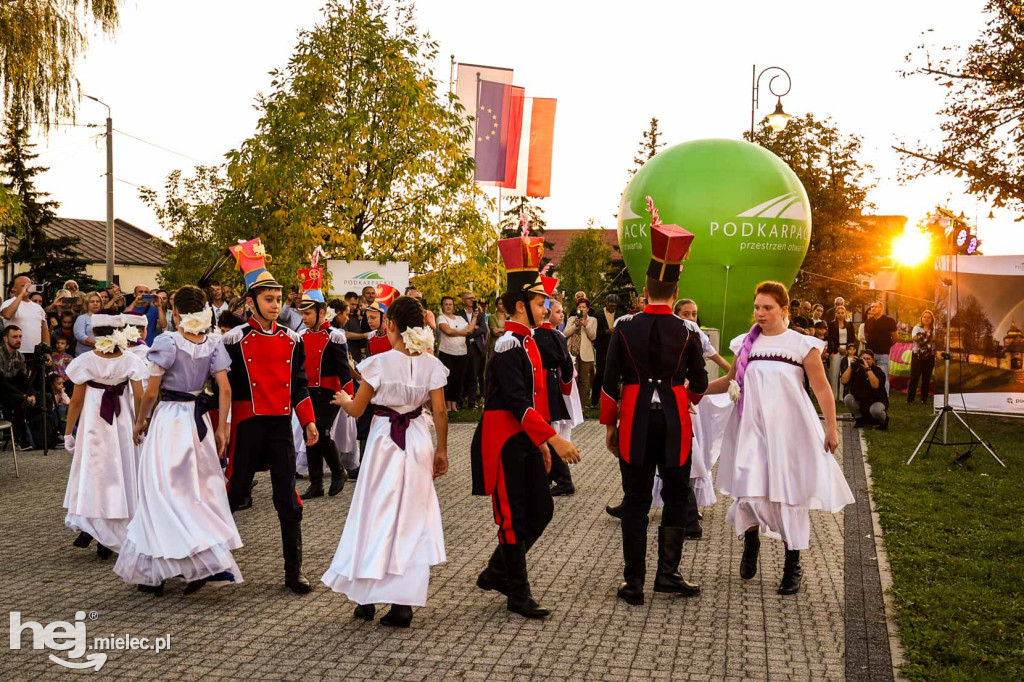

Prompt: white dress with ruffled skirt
[
  {"left": 716, "top": 330, "right": 854, "bottom": 550},
  {"left": 63, "top": 351, "right": 149, "bottom": 550},
  {"left": 321, "top": 350, "right": 448, "bottom": 606},
  {"left": 114, "top": 333, "right": 244, "bottom": 587}
]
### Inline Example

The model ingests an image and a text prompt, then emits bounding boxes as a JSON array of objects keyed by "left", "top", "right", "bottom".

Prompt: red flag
[
  {"left": 526, "top": 98, "right": 556, "bottom": 197},
  {"left": 498, "top": 86, "right": 526, "bottom": 188}
]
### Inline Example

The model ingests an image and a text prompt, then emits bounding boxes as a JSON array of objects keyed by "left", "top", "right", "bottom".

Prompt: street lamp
[
  {"left": 84, "top": 94, "right": 114, "bottom": 286},
  {"left": 751, "top": 65, "right": 792, "bottom": 139}
]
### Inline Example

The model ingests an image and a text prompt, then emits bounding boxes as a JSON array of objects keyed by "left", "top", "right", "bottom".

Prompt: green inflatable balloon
[{"left": 618, "top": 139, "right": 811, "bottom": 355}]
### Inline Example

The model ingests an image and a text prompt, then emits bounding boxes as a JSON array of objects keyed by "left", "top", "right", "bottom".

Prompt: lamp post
[
  {"left": 84, "top": 94, "right": 114, "bottom": 286},
  {"left": 750, "top": 65, "right": 792, "bottom": 139}
]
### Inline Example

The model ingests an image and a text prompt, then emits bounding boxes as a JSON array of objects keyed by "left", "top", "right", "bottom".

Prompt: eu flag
[{"left": 474, "top": 79, "right": 513, "bottom": 182}]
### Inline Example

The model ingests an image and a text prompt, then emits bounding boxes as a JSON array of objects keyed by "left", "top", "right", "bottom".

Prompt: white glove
[
  {"left": 64, "top": 434, "right": 75, "bottom": 451},
  {"left": 728, "top": 380, "right": 742, "bottom": 403}
]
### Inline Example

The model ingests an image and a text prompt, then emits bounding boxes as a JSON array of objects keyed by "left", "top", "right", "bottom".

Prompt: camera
[
  {"left": 33, "top": 342, "right": 54, "bottom": 356},
  {"left": 576, "top": 309, "right": 584, "bottom": 319},
  {"left": 140, "top": 294, "right": 157, "bottom": 303}
]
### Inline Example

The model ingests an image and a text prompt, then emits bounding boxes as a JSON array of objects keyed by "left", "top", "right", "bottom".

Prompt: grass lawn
[{"left": 863, "top": 398, "right": 1024, "bottom": 681}]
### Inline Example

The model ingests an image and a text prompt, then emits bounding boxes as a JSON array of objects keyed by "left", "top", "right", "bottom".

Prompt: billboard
[
  {"left": 325, "top": 260, "right": 409, "bottom": 298},
  {"left": 937, "top": 255, "right": 1024, "bottom": 416}
]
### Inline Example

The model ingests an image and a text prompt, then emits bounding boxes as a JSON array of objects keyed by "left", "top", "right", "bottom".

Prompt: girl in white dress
[
  {"left": 62, "top": 313, "right": 147, "bottom": 559},
  {"left": 322, "top": 296, "right": 449, "bottom": 628},
  {"left": 114, "top": 286, "right": 242, "bottom": 596},
  {"left": 706, "top": 281, "right": 853, "bottom": 595}
]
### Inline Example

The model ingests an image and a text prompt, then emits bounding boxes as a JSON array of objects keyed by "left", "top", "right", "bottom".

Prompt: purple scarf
[
  {"left": 86, "top": 380, "right": 129, "bottom": 424},
  {"left": 373, "top": 405, "right": 423, "bottom": 449}
]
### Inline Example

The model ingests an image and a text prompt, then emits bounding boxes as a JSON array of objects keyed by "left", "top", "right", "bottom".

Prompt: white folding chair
[{"left": 0, "top": 420, "right": 19, "bottom": 477}]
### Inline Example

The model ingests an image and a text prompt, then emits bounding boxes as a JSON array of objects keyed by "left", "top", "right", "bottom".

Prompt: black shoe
[
  {"left": 605, "top": 503, "right": 624, "bottom": 519},
  {"left": 739, "top": 528, "right": 760, "bottom": 580},
  {"left": 184, "top": 579, "right": 208, "bottom": 596},
  {"left": 281, "top": 521, "right": 312, "bottom": 594},
  {"left": 353, "top": 603, "right": 376, "bottom": 621},
  {"left": 778, "top": 549, "right": 802, "bottom": 595},
  {"left": 328, "top": 472, "right": 348, "bottom": 496},
  {"left": 684, "top": 522, "right": 703, "bottom": 540},
  {"left": 853, "top": 418, "right": 866, "bottom": 429},
  {"left": 236, "top": 496, "right": 253, "bottom": 511},
  {"left": 73, "top": 532, "right": 93, "bottom": 548},
  {"left": 300, "top": 484, "right": 324, "bottom": 500},
  {"left": 477, "top": 545, "right": 509, "bottom": 596},
  {"left": 380, "top": 604, "right": 413, "bottom": 628},
  {"left": 500, "top": 543, "right": 550, "bottom": 618},
  {"left": 550, "top": 482, "right": 575, "bottom": 497},
  {"left": 652, "top": 526, "right": 700, "bottom": 596},
  {"left": 877, "top": 415, "right": 889, "bottom": 431},
  {"left": 137, "top": 582, "right": 165, "bottom": 597},
  {"left": 294, "top": 473, "right": 306, "bottom": 480},
  {"left": 347, "top": 467, "right": 360, "bottom": 481},
  {"left": 16, "top": 440, "right": 32, "bottom": 450},
  {"left": 617, "top": 526, "right": 646, "bottom": 605},
  {"left": 96, "top": 544, "right": 113, "bottom": 560},
  {"left": 285, "top": 571, "right": 312, "bottom": 594}
]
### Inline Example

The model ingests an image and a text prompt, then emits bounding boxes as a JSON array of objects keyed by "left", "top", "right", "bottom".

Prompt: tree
[
  {"left": 221, "top": 0, "right": 490, "bottom": 287},
  {"left": 951, "top": 294, "right": 993, "bottom": 362},
  {"left": 628, "top": 117, "right": 665, "bottom": 178},
  {"left": 896, "top": 2, "right": 1024, "bottom": 211},
  {"left": 0, "top": 0, "right": 122, "bottom": 130},
  {"left": 556, "top": 223, "right": 613, "bottom": 300},
  {"left": 746, "top": 114, "right": 884, "bottom": 303},
  {"left": 0, "top": 108, "right": 95, "bottom": 290},
  {"left": 500, "top": 194, "right": 546, "bottom": 238}
]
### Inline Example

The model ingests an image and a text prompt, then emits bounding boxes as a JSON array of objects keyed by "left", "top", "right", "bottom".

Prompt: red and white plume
[{"left": 646, "top": 196, "right": 661, "bottom": 228}]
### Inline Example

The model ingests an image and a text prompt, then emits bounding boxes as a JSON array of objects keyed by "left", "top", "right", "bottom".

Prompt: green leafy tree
[
  {"left": 629, "top": 117, "right": 665, "bottom": 178},
  {"left": 0, "top": 0, "right": 122, "bottom": 130},
  {"left": 555, "top": 222, "right": 613, "bottom": 300},
  {"left": 896, "top": 2, "right": 1024, "bottom": 210},
  {"left": 0, "top": 108, "right": 95, "bottom": 291},
  {"left": 746, "top": 114, "right": 884, "bottom": 303},
  {"left": 951, "top": 294, "right": 994, "bottom": 362}
]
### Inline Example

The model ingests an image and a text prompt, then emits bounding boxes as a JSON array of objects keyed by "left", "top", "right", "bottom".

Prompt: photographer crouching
[{"left": 841, "top": 349, "right": 890, "bottom": 430}]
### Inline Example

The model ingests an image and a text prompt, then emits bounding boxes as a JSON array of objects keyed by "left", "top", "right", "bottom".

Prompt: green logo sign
[
  {"left": 352, "top": 271, "right": 384, "bottom": 280},
  {"left": 618, "top": 139, "right": 811, "bottom": 352}
]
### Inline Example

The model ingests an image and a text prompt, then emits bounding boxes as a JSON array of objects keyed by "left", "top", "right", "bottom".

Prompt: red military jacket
[
  {"left": 222, "top": 319, "right": 315, "bottom": 428},
  {"left": 471, "top": 320, "right": 556, "bottom": 496},
  {"left": 600, "top": 304, "right": 708, "bottom": 468},
  {"left": 300, "top": 320, "right": 353, "bottom": 395}
]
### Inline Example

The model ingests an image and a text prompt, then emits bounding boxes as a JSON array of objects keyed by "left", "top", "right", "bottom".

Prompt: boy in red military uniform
[
  {"left": 601, "top": 198, "right": 709, "bottom": 605},
  {"left": 296, "top": 253, "right": 350, "bottom": 499},
  {"left": 471, "top": 235, "right": 580, "bottom": 619},
  {"left": 223, "top": 238, "right": 319, "bottom": 594}
]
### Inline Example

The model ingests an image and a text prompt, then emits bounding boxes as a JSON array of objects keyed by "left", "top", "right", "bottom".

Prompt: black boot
[
  {"left": 477, "top": 545, "right": 509, "bottom": 596},
  {"left": 616, "top": 528, "right": 646, "bottom": 605},
  {"left": 684, "top": 521, "right": 703, "bottom": 540},
  {"left": 739, "top": 528, "right": 760, "bottom": 580},
  {"left": 328, "top": 470, "right": 348, "bottom": 496},
  {"left": 281, "top": 522, "right": 312, "bottom": 594},
  {"left": 184, "top": 578, "right": 208, "bottom": 595},
  {"left": 137, "top": 582, "right": 165, "bottom": 597},
  {"left": 778, "top": 548, "right": 802, "bottom": 595},
  {"left": 96, "top": 544, "right": 113, "bottom": 560},
  {"left": 500, "top": 543, "right": 549, "bottom": 618},
  {"left": 73, "top": 532, "right": 93, "bottom": 548},
  {"left": 605, "top": 503, "right": 624, "bottom": 519},
  {"left": 652, "top": 526, "right": 700, "bottom": 596},
  {"left": 300, "top": 483, "right": 324, "bottom": 500},
  {"left": 380, "top": 604, "right": 413, "bottom": 628},
  {"left": 353, "top": 604, "right": 376, "bottom": 621}
]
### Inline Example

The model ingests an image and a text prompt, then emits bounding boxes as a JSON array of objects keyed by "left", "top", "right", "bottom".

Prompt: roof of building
[
  {"left": 13, "top": 218, "right": 170, "bottom": 267},
  {"left": 542, "top": 228, "right": 621, "bottom": 268}
]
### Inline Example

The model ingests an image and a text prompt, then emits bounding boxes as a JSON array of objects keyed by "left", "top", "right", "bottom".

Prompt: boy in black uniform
[
  {"left": 601, "top": 199, "right": 708, "bottom": 605},
  {"left": 223, "top": 238, "right": 319, "bottom": 594},
  {"left": 534, "top": 297, "right": 576, "bottom": 496},
  {"left": 471, "top": 234, "right": 580, "bottom": 619},
  {"left": 296, "top": 257, "right": 350, "bottom": 499}
]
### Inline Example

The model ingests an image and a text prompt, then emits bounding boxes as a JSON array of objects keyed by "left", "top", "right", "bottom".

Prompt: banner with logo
[
  {"left": 936, "top": 255, "right": 1024, "bottom": 416},
  {"left": 618, "top": 139, "right": 811, "bottom": 352},
  {"left": 325, "top": 260, "right": 409, "bottom": 298}
]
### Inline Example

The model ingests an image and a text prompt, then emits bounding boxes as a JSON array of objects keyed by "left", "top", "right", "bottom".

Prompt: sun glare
[{"left": 892, "top": 230, "right": 931, "bottom": 267}]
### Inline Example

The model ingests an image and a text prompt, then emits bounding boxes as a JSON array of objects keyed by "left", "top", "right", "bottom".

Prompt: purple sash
[
  {"left": 372, "top": 405, "right": 423, "bottom": 449},
  {"left": 86, "top": 380, "right": 129, "bottom": 424}
]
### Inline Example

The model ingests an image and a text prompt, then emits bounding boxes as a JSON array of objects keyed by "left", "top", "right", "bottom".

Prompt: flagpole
[
  {"left": 496, "top": 186, "right": 503, "bottom": 293},
  {"left": 449, "top": 55, "right": 455, "bottom": 110}
]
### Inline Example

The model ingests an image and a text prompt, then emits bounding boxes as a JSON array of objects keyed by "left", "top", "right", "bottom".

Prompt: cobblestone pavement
[{"left": 1, "top": 422, "right": 856, "bottom": 681}]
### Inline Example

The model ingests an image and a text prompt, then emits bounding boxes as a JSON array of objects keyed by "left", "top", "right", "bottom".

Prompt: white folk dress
[
  {"left": 716, "top": 330, "right": 854, "bottom": 550},
  {"left": 114, "top": 333, "right": 243, "bottom": 587},
  {"left": 63, "top": 351, "right": 148, "bottom": 551},
  {"left": 321, "top": 350, "right": 449, "bottom": 606}
]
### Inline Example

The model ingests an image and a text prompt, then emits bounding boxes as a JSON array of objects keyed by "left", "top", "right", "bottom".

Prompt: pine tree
[
  {"left": 628, "top": 117, "right": 665, "bottom": 178},
  {"left": 0, "top": 108, "right": 96, "bottom": 291},
  {"left": 499, "top": 194, "right": 547, "bottom": 238}
]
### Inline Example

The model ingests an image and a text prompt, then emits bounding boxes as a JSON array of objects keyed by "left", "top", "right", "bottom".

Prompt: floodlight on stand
[
  {"left": 767, "top": 98, "right": 791, "bottom": 132},
  {"left": 967, "top": 236, "right": 979, "bottom": 255}
]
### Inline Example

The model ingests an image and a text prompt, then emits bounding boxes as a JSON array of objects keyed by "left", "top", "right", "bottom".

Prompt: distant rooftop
[{"left": 7, "top": 218, "right": 169, "bottom": 267}]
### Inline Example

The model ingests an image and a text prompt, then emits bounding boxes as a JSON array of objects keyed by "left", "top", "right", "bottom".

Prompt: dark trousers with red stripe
[
  {"left": 619, "top": 410, "right": 692, "bottom": 538},
  {"left": 306, "top": 388, "right": 343, "bottom": 486},
  {"left": 227, "top": 415, "right": 303, "bottom": 524},
  {"left": 492, "top": 434, "right": 554, "bottom": 546}
]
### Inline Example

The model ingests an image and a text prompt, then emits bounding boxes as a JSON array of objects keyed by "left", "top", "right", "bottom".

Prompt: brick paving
[{"left": 0, "top": 421, "right": 871, "bottom": 680}]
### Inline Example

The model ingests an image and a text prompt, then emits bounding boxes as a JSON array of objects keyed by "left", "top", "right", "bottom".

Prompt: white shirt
[
  {"left": 1, "top": 298, "right": 45, "bottom": 353},
  {"left": 437, "top": 313, "right": 468, "bottom": 356}
]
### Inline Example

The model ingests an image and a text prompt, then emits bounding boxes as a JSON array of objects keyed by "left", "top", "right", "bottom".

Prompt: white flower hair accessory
[
  {"left": 179, "top": 307, "right": 213, "bottom": 334},
  {"left": 401, "top": 326, "right": 434, "bottom": 354},
  {"left": 325, "top": 306, "right": 336, "bottom": 321},
  {"left": 728, "top": 379, "right": 742, "bottom": 403},
  {"left": 94, "top": 328, "right": 130, "bottom": 354},
  {"left": 123, "top": 325, "right": 141, "bottom": 343}
]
